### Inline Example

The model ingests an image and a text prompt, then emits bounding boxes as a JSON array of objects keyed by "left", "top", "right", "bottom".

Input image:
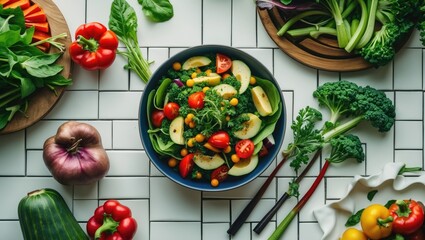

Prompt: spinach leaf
[
  {"left": 109, "top": 0, "right": 138, "bottom": 42},
  {"left": 367, "top": 190, "right": 378, "bottom": 201},
  {"left": 0, "top": 46, "right": 18, "bottom": 77},
  {"left": 345, "top": 208, "right": 364, "bottom": 227},
  {"left": 138, "top": 0, "right": 174, "bottom": 22},
  {"left": 10, "top": 70, "right": 35, "bottom": 98},
  {"left": 21, "top": 53, "right": 63, "bottom": 78},
  {"left": 109, "top": 0, "right": 152, "bottom": 83}
]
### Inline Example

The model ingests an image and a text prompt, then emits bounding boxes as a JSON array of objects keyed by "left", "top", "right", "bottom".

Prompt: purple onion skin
[{"left": 43, "top": 121, "right": 110, "bottom": 185}]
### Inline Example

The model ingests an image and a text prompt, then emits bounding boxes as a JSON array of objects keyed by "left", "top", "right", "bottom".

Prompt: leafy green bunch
[{"left": 0, "top": 6, "right": 71, "bottom": 130}]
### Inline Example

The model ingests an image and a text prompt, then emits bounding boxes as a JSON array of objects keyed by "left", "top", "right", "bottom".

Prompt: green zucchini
[{"left": 18, "top": 188, "right": 89, "bottom": 240}]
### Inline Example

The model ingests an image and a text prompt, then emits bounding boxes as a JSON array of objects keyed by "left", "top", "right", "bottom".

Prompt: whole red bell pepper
[
  {"left": 69, "top": 22, "right": 118, "bottom": 71},
  {"left": 388, "top": 199, "right": 425, "bottom": 235},
  {"left": 87, "top": 200, "right": 137, "bottom": 240}
]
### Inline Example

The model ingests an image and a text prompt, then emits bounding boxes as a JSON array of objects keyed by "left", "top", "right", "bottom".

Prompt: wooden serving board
[
  {"left": 0, "top": 0, "right": 72, "bottom": 135},
  {"left": 258, "top": 7, "right": 373, "bottom": 72}
]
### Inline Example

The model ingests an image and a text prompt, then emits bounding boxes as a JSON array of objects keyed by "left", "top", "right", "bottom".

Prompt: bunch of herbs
[{"left": 0, "top": 6, "right": 71, "bottom": 130}]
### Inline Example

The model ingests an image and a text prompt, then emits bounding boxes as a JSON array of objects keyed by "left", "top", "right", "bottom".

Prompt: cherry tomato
[
  {"left": 211, "top": 165, "right": 229, "bottom": 182},
  {"left": 179, "top": 153, "right": 194, "bottom": 178},
  {"left": 235, "top": 139, "right": 255, "bottom": 159},
  {"left": 207, "top": 131, "right": 230, "bottom": 149},
  {"left": 216, "top": 53, "right": 232, "bottom": 74},
  {"left": 188, "top": 92, "right": 205, "bottom": 109},
  {"left": 164, "top": 102, "right": 180, "bottom": 120},
  {"left": 151, "top": 110, "right": 165, "bottom": 127}
]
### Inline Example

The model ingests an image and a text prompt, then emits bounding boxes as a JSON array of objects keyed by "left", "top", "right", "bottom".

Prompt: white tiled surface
[{"left": 0, "top": 0, "right": 424, "bottom": 239}]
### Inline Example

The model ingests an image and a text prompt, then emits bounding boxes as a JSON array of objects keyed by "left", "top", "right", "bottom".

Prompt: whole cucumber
[{"left": 18, "top": 188, "right": 88, "bottom": 240}]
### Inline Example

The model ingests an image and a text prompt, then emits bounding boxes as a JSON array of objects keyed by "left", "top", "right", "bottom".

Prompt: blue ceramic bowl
[{"left": 139, "top": 45, "right": 286, "bottom": 191}]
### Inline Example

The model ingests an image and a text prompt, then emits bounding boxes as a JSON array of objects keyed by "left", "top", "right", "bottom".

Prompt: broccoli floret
[
  {"left": 312, "top": 80, "right": 359, "bottom": 127},
  {"left": 350, "top": 85, "right": 395, "bottom": 132},
  {"left": 376, "top": 0, "right": 419, "bottom": 24},
  {"left": 320, "top": 82, "right": 395, "bottom": 142},
  {"left": 358, "top": 23, "right": 397, "bottom": 66},
  {"left": 327, "top": 134, "right": 365, "bottom": 164}
]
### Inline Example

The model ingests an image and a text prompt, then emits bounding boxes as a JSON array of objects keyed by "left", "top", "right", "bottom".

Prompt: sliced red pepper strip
[
  {"left": 86, "top": 200, "right": 137, "bottom": 240},
  {"left": 69, "top": 22, "right": 118, "bottom": 71}
]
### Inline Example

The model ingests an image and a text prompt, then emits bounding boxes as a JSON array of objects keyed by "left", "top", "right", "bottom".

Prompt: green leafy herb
[
  {"left": 367, "top": 190, "right": 378, "bottom": 201},
  {"left": 109, "top": 0, "right": 152, "bottom": 83},
  {"left": 138, "top": 0, "right": 174, "bottom": 22},
  {"left": 0, "top": 7, "right": 71, "bottom": 130},
  {"left": 345, "top": 208, "right": 364, "bottom": 227},
  {"left": 385, "top": 199, "right": 396, "bottom": 209}
]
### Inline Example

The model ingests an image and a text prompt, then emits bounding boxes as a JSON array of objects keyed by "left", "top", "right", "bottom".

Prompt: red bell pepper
[
  {"left": 69, "top": 22, "right": 118, "bottom": 71},
  {"left": 389, "top": 199, "right": 425, "bottom": 235},
  {"left": 87, "top": 200, "right": 137, "bottom": 240}
]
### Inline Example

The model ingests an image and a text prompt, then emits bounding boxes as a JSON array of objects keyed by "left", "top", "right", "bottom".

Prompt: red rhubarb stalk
[{"left": 268, "top": 160, "right": 330, "bottom": 240}]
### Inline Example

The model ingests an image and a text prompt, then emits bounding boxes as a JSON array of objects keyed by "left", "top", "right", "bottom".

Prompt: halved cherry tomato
[
  {"left": 235, "top": 139, "right": 255, "bottom": 159},
  {"left": 163, "top": 102, "right": 180, "bottom": 120},
  {"left": 151, "top": 110, "right": 165, "bottom": 128},
  {"left": 179, "top": 153, "right": 194, "bottom": 178},
  {"left": 207, "top": 131, "right": 230, "bottom": 149},
  {"left": 211, "top": 165, "right": 229, "bottom": 183},
  {"left": 188, "top": 92, "right": 205, "bottom": 109},
  {"left": 216, "top": 53, "right": 232, "bottom": 74}
]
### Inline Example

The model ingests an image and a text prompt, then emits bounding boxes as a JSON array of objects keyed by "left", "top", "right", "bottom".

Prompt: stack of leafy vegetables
[
  {"left": 0, "top": 6, "right": 71, "bottom": 130},
  {"left": 257, "top": 0, "right": 425, "bottom": 67}
]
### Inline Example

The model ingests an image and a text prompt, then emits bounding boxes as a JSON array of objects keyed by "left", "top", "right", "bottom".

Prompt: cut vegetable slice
[
  {"left": 4, "top": 0, "right": 30, "bottom": 9},
  {"left": 25, "top": 21, "right": 49, "bottom": 33},
  {"left": 32, "top": 30, "right": 51, "bottom": 49},
  {"left": 23, "top": 3, "right": 40, "bottom": 16},
  {"left": 0, "top": 0, "right": 18, "bottom": 6},
  {"left": 25, "top": 9, "right": 47, "bottom": 23}
]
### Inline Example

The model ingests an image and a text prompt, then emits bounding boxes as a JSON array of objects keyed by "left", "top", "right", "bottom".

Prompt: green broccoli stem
[
  {"left": 310, "top": 27, "right": 337, "bottom": 39},
  {"left": 286, "top": 26, "right": 336, "bottom": 38},
  {"left": 344, "top": 0, "right": 368, "bottom": 52},
  {"left": 322, "top": 116, "right": 363, "bottom": 142},
  {"left": 268, "top": 160, "right": 331, "bottom": 240},
  {"left": 356, "top": 0, "right": 379, "bottom": 49},
  {"left": 277, "top": 10, "right": 329, "bottom": 36},
  {"left": 325, "top": 0, "right": 350, "bottom": 48}
]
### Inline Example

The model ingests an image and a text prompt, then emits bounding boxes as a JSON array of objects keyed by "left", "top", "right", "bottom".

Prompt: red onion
[
  {"left": 43, "top": 121, "right": 110, "bottom": 185},
  {"left": 173, "top": 78, "right": 184, "bottom": 87},
  {"left": 263, "top": 134, "right": 276, "bottom": 149}
]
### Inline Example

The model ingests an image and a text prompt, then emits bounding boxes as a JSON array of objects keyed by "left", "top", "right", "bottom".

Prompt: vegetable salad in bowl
[{"left": 139, "top": 45, "right": 286, "bottom": 191}]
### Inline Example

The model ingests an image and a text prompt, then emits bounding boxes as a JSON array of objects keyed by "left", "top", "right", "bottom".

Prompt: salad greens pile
[
  {"left": 146, "top": 53, "right": 283, "bottom": 186},
  {"left": 0, "top": 6, "right": 71, "bottom": 130}
]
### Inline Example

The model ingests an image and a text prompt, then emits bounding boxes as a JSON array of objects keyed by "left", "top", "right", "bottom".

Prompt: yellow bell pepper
[
  {"left": 360, "top": 204, "right": 393, "bottom": 239},
  {"left": 340, "top": 228, "right": 367, "bottom": 240}
]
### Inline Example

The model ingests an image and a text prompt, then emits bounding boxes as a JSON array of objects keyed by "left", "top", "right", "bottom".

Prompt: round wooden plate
[
  {"left": 258, "top": 7, "right": 373, "bottom": 72},
  {"left": 0, "top": 0, "right": 72, "bottom": 135}
]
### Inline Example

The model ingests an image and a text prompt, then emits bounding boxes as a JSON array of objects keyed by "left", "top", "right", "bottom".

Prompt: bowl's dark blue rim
[{"left": 138, "top": 44, "right": 287, "bottom": 192}]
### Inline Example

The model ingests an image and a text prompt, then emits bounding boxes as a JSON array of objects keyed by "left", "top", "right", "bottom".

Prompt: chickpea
[
  {"left": 172, "top": 62, "right": 181, "bottom": 71},
  {"left": 211, "top": 179, "right": 219, "bottom": 187},
  {"left": 168, "top": 158, "right": 178, "bottom": 168}
]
